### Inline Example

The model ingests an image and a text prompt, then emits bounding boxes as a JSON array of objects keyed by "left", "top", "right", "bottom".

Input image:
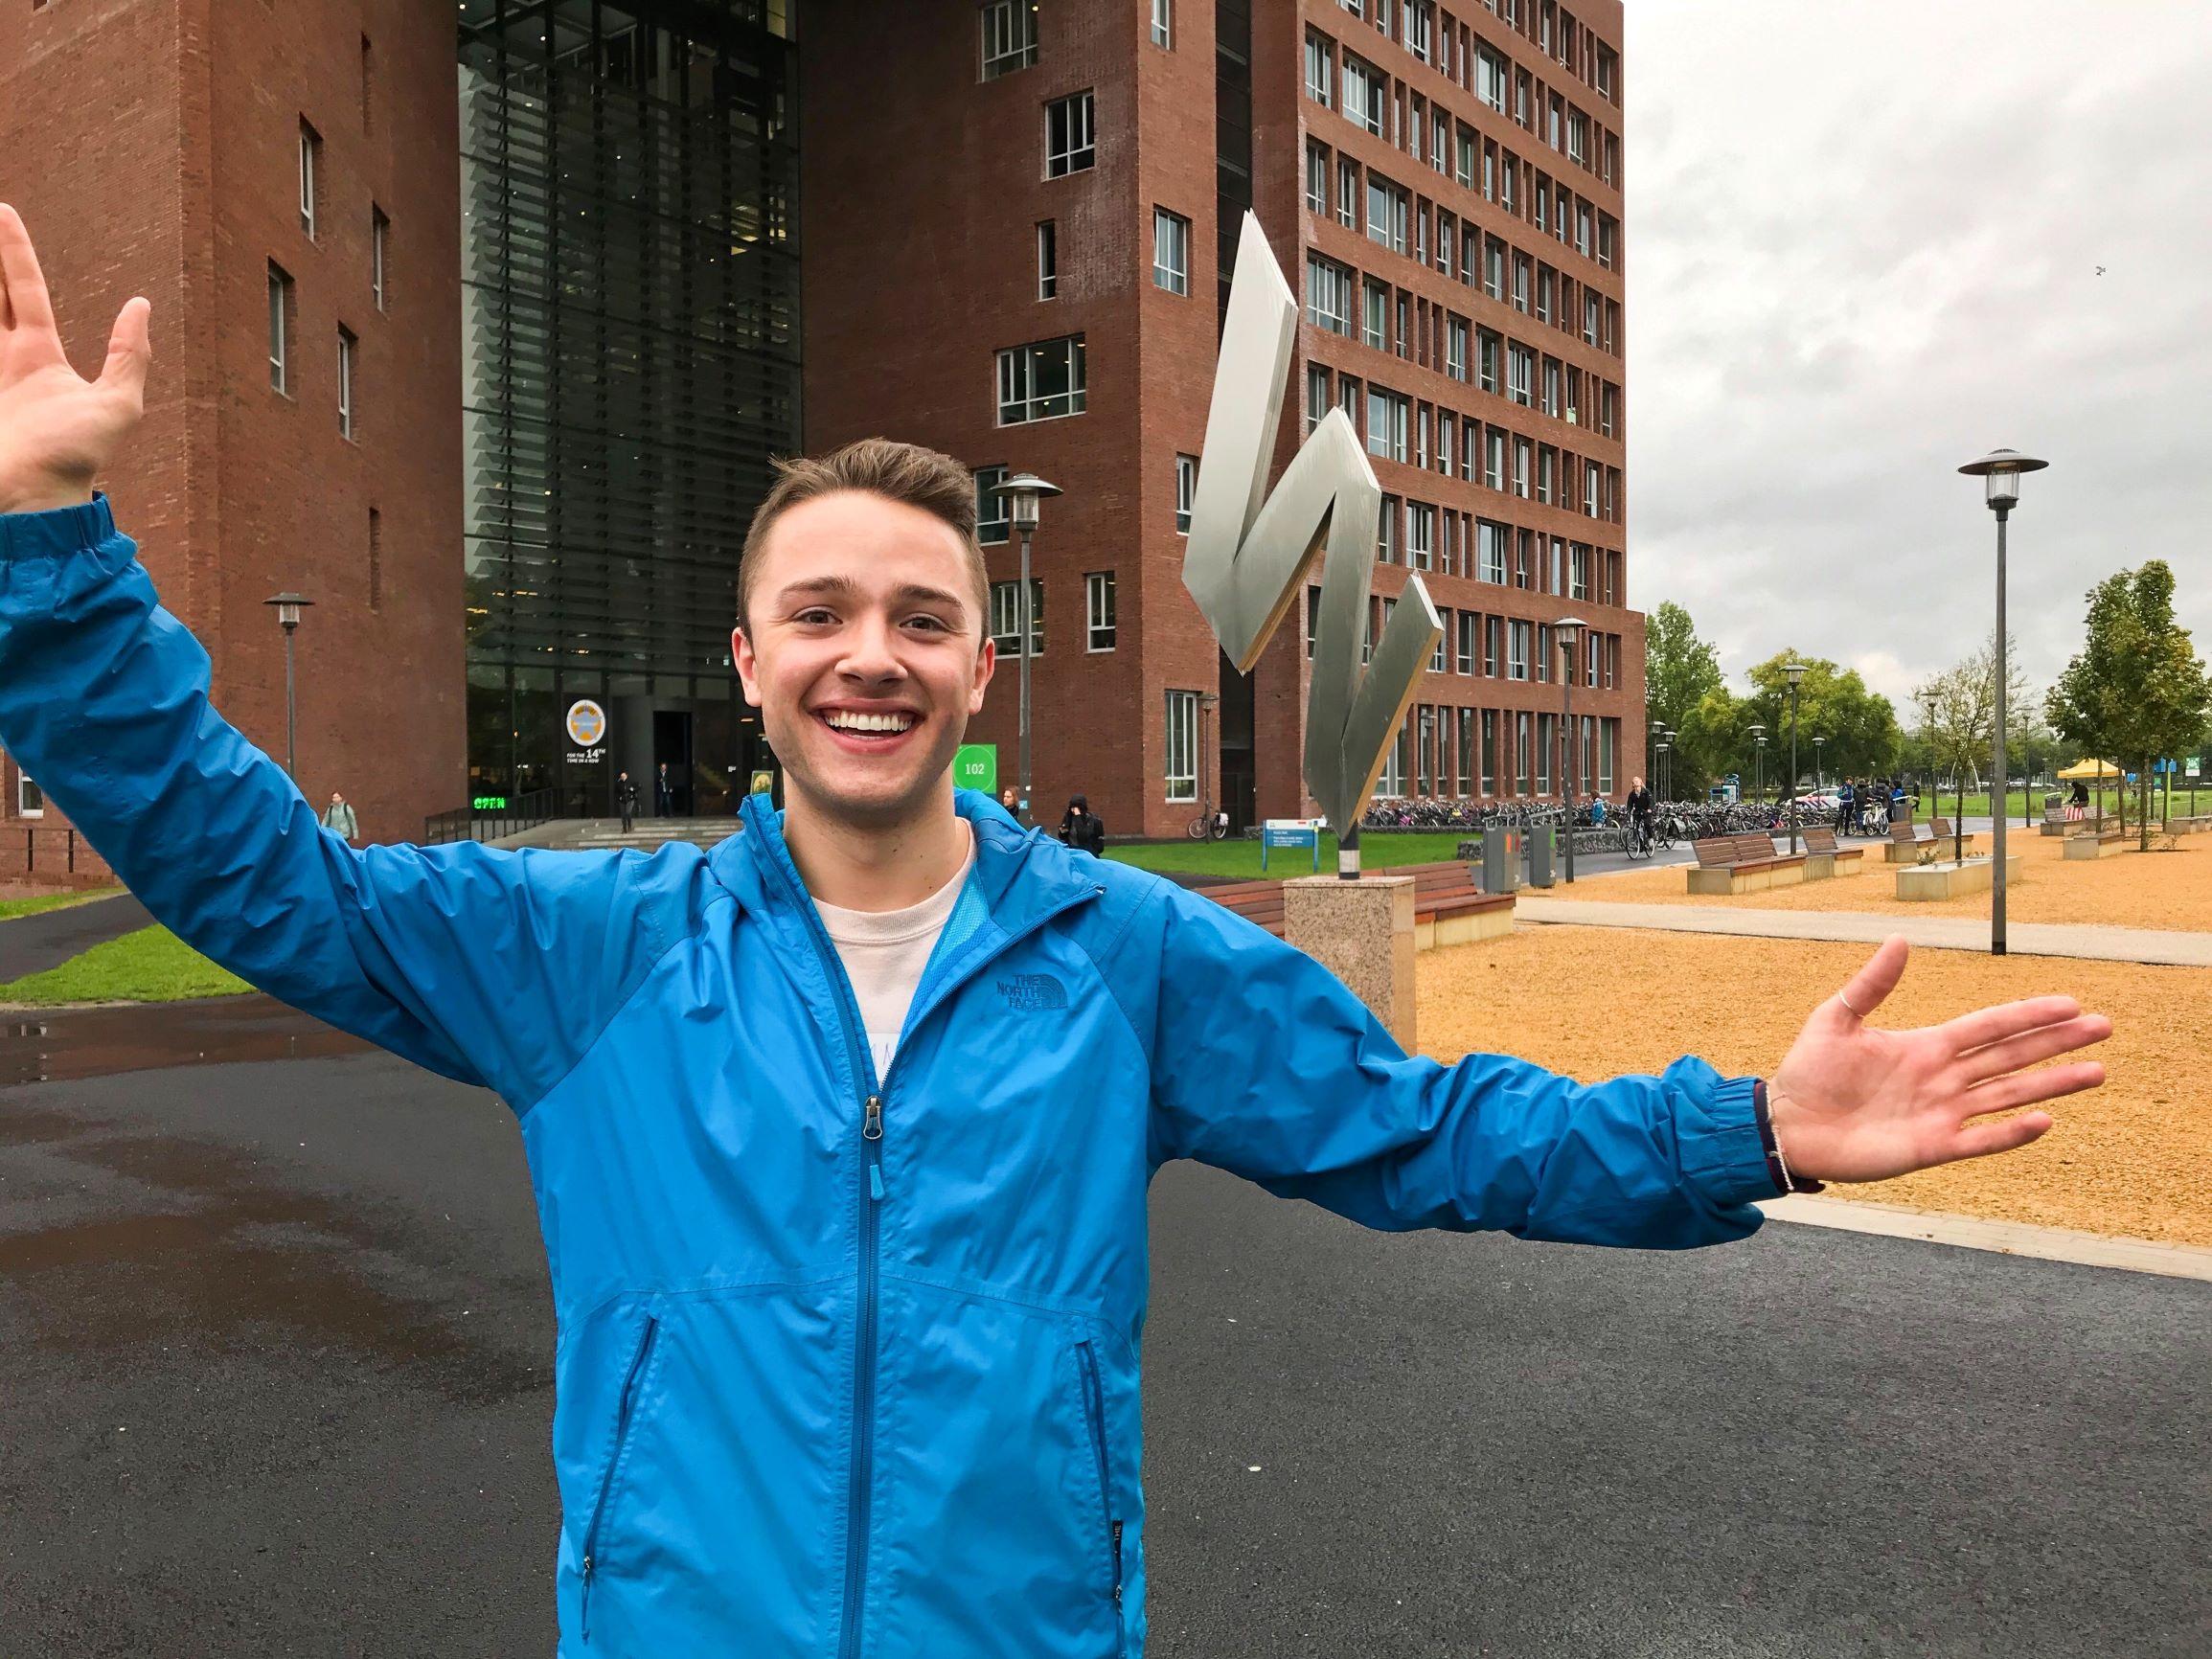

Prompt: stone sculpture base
[{"left": 1284, "top": 875, "right": 1417, "bottom": 1053}]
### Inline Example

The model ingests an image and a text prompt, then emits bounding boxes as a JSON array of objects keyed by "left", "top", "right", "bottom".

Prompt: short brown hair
[{"left": 737, "top": 438, "right": 986, "bottom": 635}]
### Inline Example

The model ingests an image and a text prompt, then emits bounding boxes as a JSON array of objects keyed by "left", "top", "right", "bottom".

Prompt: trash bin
[
  {"left": 1525, "top": 824, "right": 1556, "bottom": 889},
  {"left": 1480, "top": 828, "right": 1522, "bottom": 894}
]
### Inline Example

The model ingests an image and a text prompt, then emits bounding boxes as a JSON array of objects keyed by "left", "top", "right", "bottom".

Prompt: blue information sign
[{"left": 1261, "top": 823, "right": 1320, "bottom": 874}]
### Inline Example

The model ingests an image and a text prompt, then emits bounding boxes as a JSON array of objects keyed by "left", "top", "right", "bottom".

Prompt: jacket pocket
[
  {"left": 1074, "top": 1338, "right": 1126, "bottom": 1653},
  {"left": 582, "top": 1311, "right": 661, "bottom": 1645}
]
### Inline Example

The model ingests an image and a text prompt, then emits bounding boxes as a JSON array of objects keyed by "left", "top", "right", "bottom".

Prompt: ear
[
  {"left": 733, "top": 623, "right": 762, "bottom": 706},
  {"left": 969, "top": 635, "right": 996, "bottom": 715}
]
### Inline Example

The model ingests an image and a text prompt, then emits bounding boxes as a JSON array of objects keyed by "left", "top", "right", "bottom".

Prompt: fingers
[
  {"left": 1835, "top": 935, "right": 1907, "bottom": 1022},
  {"left": 1960, "top": 1059, "right": 2106, "bottom": 1118},
  {"left": 1950, "top": 1011, "right": 2111, "bottom": 1087},
  {"left": 1936, "top": 994, "right": 2084, "bottom": 1055},
  {"left": 99, "top": 297, "right": 152, "bottom": 406},
  {"left": 0, "top": 203, "right": 57, "bottom": 335},
  {"left": 1950, "top": 1108, "right": 2056, "bottom": 1163}
]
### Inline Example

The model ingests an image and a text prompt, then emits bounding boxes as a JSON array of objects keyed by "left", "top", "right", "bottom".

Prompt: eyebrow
[{"left": 775, "top": 575, "right": 969, "bottom": 614}]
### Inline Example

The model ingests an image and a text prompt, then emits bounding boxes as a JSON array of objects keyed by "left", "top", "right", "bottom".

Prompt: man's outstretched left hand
[{"left": 1767, "top": 937, "right": 2110, "bottom": 1187}]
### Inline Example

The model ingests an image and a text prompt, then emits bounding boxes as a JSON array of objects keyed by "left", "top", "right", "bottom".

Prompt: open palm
[
  {"left": 0, "top": 203, "right": 150, "bottom": 514},
  {"left": 1767, "top": 936, "right": 2110, "bottom": 1186}
]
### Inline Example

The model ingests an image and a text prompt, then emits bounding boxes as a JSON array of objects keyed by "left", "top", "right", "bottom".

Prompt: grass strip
[{"left": 0, "top": 923, "right": 253, "bottom": 1006}]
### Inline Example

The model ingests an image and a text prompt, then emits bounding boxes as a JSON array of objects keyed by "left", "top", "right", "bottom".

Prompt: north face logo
[{"left": 996, "top": 973, "right": 1067, "bottom": 1012}]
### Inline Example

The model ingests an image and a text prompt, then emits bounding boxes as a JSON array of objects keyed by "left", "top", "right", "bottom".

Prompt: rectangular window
[
  {"left": 1417, "top": 705, "right": 1436, "bottom": 794},
  {"left": 1337, "top": 157, "right": 1358, "bottom": 228},
  {"left": 1446, "top": 316, "right": 1468, "bottom": 381},
  {"left": 1481, "top": 708, "right": 1498, "bottom": 794},
  {"left": 1484, "top": 428, "right": 1505, "bottom": 491},
  {"left": 1477, "top": 519, "right": 1507, "bottom": 583},
  {"left": 1569, "top": 541, "right": 1590, "bottom": 601},
  {"left": 1174, "top": 452, "right": 1197, "bottom": 534},
  {"left": 1408, "top": 502, "right": 1434, "bottom": 570},
  {"left": 1514, "top": 711, "right": 1531, "bottom": 795},
  {"left": 1366, "top": 387, "right": 1408, "bottom": 463},
  {"left": 1404, "top": 0, "right": 1433, "bottom": 61},
  {"left": 1600, "top": 716, "right": 1616, "bottom": 794},
  {"left": 1457, "top": 707, "right": 1475, "bottom": 795},
  {"left": 15, "top": 770, "right": 43, "bottom": 818},
  {"left": 1045, "top": 92, "right": 1096, "bottom": 177},
  {"left": 337, "top": 327, "right": 356, "bottom": 439},
  {"left": 1508, "top": 343, "right": 1535, "bottom": 406},
  {"left": 1377, "top": 494, "right": 1401, "bottom": 562},
  {"left": 1484, "top": 238, "right": 1504, "bottom": 300},
  {"left": 1086, "top": 571, "right": 1116, "bottom": 650},
  {"left": 1307, "top": 585, "right": 1322, "bottom": 659},
  {"left": 1508, "top": 619, "right": 1530, "bottom": 680},
  {"left": 1536, "top": 712, "right": 1553, "bottom": 795},
  {"left": 1476, "top": 46, "right": 1507, "bottom": 111},
  {"left": 1165, "top": 690, "right": 1198, "bottom": 802},
  {"left": 1341, "top": 54, "right": 1384, "bottom": 135},
  {"left": 1306, "top": 362, "right": 1330, "bottom": 433},
  {"left": 371, "top": 206, "right": 388, "bottom": 310},
  {"left": 299, "top": 120, "right": 320, "bottom": 238},
  {"left": 1456, "top": 125, "right": 1476, "bottom": 189},
  {"left": 991, "top": 578, "right": 1045, "bottom": 657},
  {"left": 1378, "top": 713, "right": 1405, "bottom": 798},
  {"left": 981, "top": 0, "right": 1038, "bottom": 78},
  {"left": 1306, "top": 254, "right": 1354, "bottom": 334},
  {"left": 1478, "top": 329, "right": 1500, "bottom": 393},
  {"left": 975, "top": 465, "right": 1011, "bottom": 544},
  {"left": 1512, "top": 438, "right": 1530, "bottom": 497},
  {"left": 267, "top": 263, "right": 292, "bottom": 393},
  {"left": 996, "top": 336, "right": 1086, "bottom": 423},
  {"left": 1455, "top": 611, "right": 1476, "bottom": 674},
  {"left": 1306, "top": 31, "right": 1334, "bottom": 105},
  {"left": 1362, "top": 279, "right": 1389, "bottom": 352},
  {"left": 1485, "top": 614, "right": 1501, "bottom": 677},
  {"left": 1431, "top": 111, "right": 1450, "bottom": 176},
  {"left": 1037, "top": 220, "right": 1058, "bottom": 299},
  {"left": 1152, "top": 208, "right": 1190, "bottom": 294},
  {"left": 1152, "top": 0, "right": 1173, "bottom": 48},
  {"left": 1306, "top": 141, "right": 1330, "bottom": 214},
  {"left": 360, "top": 34, "right": 374, "bottom": 130}
]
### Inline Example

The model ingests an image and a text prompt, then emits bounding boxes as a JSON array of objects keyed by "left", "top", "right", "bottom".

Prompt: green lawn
[
  {"left": 0, "top": 885, "right": 125, "bottom": 922},
  {"left": 1106, "top": 830, "right": 1479, "bottom": 880},
  {"left": 0, "top": 923, "right": 253, "bottom": 1006}
]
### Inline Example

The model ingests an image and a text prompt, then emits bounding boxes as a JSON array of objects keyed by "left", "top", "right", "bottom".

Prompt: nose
[{"left": 834, "top": 608, "right": 908, "bottom": 685}]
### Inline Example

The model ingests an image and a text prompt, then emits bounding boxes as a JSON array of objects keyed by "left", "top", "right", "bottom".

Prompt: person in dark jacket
[
  {"left": 1059, "top": 793, "right": 1106, "bottom": 855},
  {"left": 0, "top": 211, "right": 2116, "bottom": 1659},
  {"left": 614, "top": 769, "right": 640, "bottom": 833},
  {"left": 654, "top": 761, "right": 673, "bottom": 817}
]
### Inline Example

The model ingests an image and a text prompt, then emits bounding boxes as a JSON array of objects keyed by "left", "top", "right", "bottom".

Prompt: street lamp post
[
  {"left": 1649, "top": 721, "right": 1667, "bottom": 801},
  {"left": 1783, "top": 662, "right": 1808, "bottom": 853},
  {"left": 992, "top": 473, "right": 1062, "bottom": 829},
  {"left": 1749, "top": 724, "right": 1766, "bottom": 807},
  {"left": 1654, "top": 740, "right": 1670, "bottom": 811},
  {"left": 1958, "top": 448, "right": 2047, "bottom": 957},
  {"left": 262, "top": 592, "right": 314, "bottom": 780},
  {"left": 1556, "top": 617, "right": 1586, "bottom": 883},
  {"left": 1813, "top": 735, "right": 1826, "bottom": 794}
]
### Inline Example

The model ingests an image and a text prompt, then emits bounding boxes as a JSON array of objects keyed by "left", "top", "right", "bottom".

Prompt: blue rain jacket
[{"left": 0, "top": 499, "right": 1781, "bottom": 1656}]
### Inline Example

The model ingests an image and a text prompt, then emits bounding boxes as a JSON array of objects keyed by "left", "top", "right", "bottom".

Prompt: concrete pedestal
[
  {"left": 1284, "top": 875, "right": 1417, "bottom": 1053},
  {"left": 1894, "top": 854, "right": 2024, "bottom": 901},
  {"left": 2064, "top": 833, "right": 2130, "bottom": 860}
]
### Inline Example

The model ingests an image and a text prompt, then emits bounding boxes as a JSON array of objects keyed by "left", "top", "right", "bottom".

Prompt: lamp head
[
  {"left": 1783, "top": 661, "right": 1809, "bottom": 690},
  {"left": 992, "top": 471, "right": 1062, "bottom": 532},
  {"left": 1958, "top": 447, "right": 2048, "bottom": 511},
  {"left": 263, "top": 591, "right": 313, "bottom": 630}
]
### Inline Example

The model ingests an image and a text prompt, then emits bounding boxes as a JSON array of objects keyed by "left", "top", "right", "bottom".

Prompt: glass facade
[{"left": 458, "top": 0, "right": 799, "bottom": 816}]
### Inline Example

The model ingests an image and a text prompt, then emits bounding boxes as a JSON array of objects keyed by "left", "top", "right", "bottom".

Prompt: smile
[{"left": 818, "top": 709, "right": 919, "bottom": 737}]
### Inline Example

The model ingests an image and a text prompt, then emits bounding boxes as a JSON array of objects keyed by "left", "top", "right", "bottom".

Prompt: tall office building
[{"left": 802, "top": 0, "right": 1638, "bottom": 838}]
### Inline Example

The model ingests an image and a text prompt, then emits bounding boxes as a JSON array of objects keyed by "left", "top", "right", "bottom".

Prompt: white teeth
[{"left": 823, "top": 711, "right": 915, "bottom": 734}]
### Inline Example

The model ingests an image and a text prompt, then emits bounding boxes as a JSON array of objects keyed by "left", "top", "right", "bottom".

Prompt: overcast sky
[{"left": 1626, "top": 0, "right": 2212, "bottom": 711}]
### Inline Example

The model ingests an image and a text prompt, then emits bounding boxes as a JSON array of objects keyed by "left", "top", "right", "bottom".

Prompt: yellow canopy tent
[{"left": 2055, "top": 759, "right": 2125, "bottom": 781}]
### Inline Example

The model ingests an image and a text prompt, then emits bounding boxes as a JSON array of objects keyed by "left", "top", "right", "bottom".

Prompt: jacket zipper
[
  {"left": 751, "top": 806, "right": 1102, "bottom": 1659},
  {"left": 1076, "top": 1338, "right": 1126, "bottom": 1644},
  {"left": 581, "top": 1312, "right": 661, "bottom": 1645}
]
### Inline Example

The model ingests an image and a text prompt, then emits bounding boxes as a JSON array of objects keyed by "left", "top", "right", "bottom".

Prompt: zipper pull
[{"left": 863, "top": 1095, "right": 885, "bottom": 1201}]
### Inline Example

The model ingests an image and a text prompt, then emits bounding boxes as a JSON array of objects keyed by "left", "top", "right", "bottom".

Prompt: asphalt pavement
[
  {"left": 0, "top": 891, "right": 152, "bottom": 981},
  {"left": 1, "top": 1006, "right": 2204, "bottom": 1657}
]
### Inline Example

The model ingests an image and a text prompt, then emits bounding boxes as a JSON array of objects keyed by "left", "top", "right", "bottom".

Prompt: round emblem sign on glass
[{"left": 565, "top": 699, "right": 607, "bottom": 747}]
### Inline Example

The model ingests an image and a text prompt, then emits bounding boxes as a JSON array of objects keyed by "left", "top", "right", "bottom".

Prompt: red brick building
[
  {"left": 0, "top": 0, "right": 463, "bottom": 864},
  {"left": 803, "top": 0, "right": 1641, "bottom": 838}
]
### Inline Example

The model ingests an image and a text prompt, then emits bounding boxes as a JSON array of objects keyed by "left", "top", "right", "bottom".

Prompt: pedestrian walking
[
  {"left": 655, "top": 761, "right": 673, "bottom": 817},
  {"left": 0, "top": 235, "right": 2116, "bottom": 1659},
  {"left": 614, "top": 768, "right": 640, "bottom": 833},
  {"left": 1836, "top": 779, "right": 1855, "bottom": 835},
  {"left": 319, "top": 790, "right": 357, "bottom": 844}
]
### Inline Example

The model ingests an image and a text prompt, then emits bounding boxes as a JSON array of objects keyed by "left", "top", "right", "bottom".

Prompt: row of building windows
[
  {"left": 1331, "top": 0, "right": 1621, "bottom": 138},
  {"left": 275, "top": 105, "right": 392, "bottom": 441},
  {"left": 1306, "top": 31, "right": 1620, "bottom": 277},
  {"left": 1307, "top": 585, "right": 1620, "bottom": 690},
  {"left": 1305, "top": 241, "right": 1619, "bottom": 431},
  {"left": 1029, "top": 206, "right": 1192, "bottom": 303},
  {"left": 955, "top": 560, "right": 1119, "bottom": 658},
  {"left": 1305, "top": 356, "right": 1623, "bottom": 529},
  {"left": 981, "top": 0, "right": 1174, "bottom": 81},
  {"left": 1370, "top": 704, "right": 1622, "bottom": 801}
]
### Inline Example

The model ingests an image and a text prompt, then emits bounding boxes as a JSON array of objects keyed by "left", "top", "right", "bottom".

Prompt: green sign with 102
[{"left": 954, "top": 744, "right": 997, "bottom": 796}]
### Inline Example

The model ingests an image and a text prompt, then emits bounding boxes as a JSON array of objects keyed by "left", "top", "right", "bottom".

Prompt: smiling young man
[{"left": 0, "top": 208, "right": 2113, "bottom": 1657}]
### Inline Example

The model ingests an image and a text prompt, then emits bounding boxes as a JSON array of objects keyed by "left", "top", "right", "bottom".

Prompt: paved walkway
[{"left": 1514, "top": 895, "right": 2212, "bottom": 966}]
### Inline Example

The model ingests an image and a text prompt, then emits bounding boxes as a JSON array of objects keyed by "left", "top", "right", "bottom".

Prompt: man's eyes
[{"left": 788, "top": 609, "right": 953, "bottom": 633}]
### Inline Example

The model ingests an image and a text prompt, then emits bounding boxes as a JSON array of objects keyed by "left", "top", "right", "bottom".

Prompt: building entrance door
[{"left": 653, "top": 710, "right": 695, "bottom": 816}]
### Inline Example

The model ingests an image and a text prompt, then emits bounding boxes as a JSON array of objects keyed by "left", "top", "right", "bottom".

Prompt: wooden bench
[
  {"left": 1884, "top": 820, "right": 1937, "bottom": 863},
  {"left": 1200, "top": 877, "right": 1286, "bottom": 937},
  {"left": 1930, "top": 816, "right": 1981, "bottom": 855},
  {"left": 1799, "top": 825, "right": 1863, "bottom": 878},
  {"left": 1197, "top": 866, "right": 1514, "bottom": 950},
  {"left": 1687, "top": 833, "right": 1808, "bottom": 896},
  {"left": 1398, "top": 860, "right": 1516, "bottom": 948}
]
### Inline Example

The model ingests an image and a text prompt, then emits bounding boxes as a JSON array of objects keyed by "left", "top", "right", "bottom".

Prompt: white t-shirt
[{"left": 812, "top": 825, "right": 978, "bottom": 1078}]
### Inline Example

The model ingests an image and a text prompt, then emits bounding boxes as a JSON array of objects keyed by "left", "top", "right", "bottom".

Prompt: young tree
[
  {"left": 1644, "top": 602, "right": 1723, "bottom": 736},
  {"left": 1913, "top": 636, "right": 2026, "bottom": 852},
  {"left": 1741, "top": 652, "right": 1901, "bottom": 789},
  {"left": 2045, "top": 562, "right": 2212, "bottom": 852}
]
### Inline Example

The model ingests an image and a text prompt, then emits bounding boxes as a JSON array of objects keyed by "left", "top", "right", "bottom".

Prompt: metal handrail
[{"left": 422, "top": 785, "right": 560, "bottom": 848}]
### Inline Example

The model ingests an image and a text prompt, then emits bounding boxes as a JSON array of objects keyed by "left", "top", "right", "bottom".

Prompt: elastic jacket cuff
[
  {"left": 1677, "top": 1072, "right": 1784, "bottom": 1207},
  {"left": 0, "top": 493, "right": 114, "bottom": 559}
]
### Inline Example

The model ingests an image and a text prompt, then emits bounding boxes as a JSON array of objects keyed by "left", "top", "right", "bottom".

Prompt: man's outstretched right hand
[{"left": 0, "top": 203, "right": 150, "bottom": 516}]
